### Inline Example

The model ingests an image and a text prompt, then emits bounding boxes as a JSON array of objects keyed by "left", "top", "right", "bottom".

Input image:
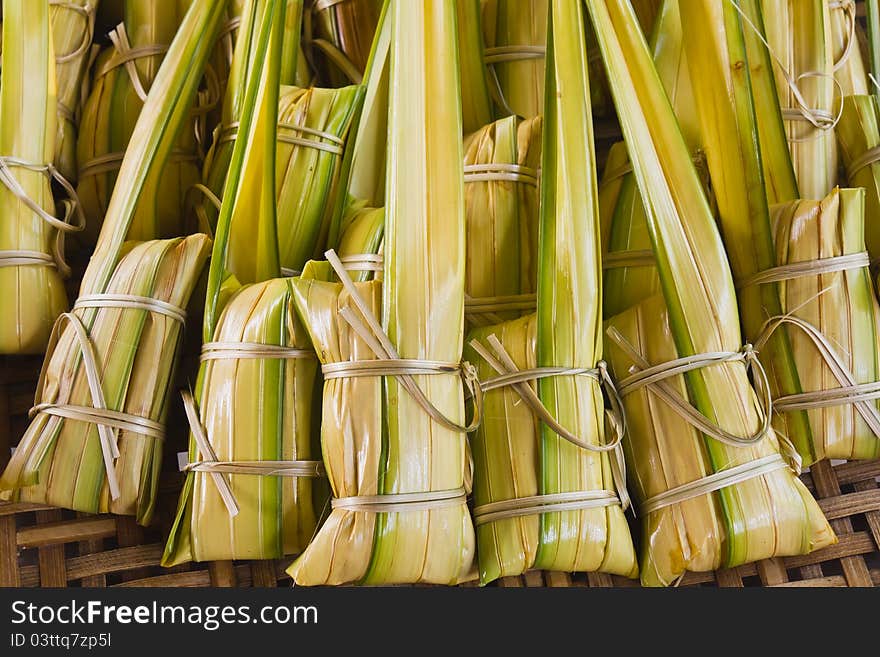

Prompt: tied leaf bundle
[
  {"left": 77, "top": 0, "right": 212, "bottom": 243},
  {"left": 464, "top": 114, "right": 541, "bottom": 329},
  {"left": 586, "top": 0, "right": 835, "bottom": 586},
  {"left": 0, "top": 0, "right": 77, "bottom": 354},
  {"left": 164, "top": 0, "right": 326, "bottom": 564},
  {"left": 51, "top": 0, "right": 100, "bottom": 183},
  {"left": 0, "top": 0, "right": 226, "bottom": 523},
  {"left": 766, "top": 188, "right": 880, "bottom": 461},
  {"left": 0, "top": 236, "right": 210, "bottom": 520},
  {"left": 275, "top": 84, "right": 363, "bottom": 273},
  {"left": 288, "top": 0, "right": 474, "bottom": 586}
]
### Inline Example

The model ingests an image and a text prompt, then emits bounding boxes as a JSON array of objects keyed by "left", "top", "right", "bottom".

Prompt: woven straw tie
[
  {"left": 608, "top": 328, "right": 775, "bottom": 450},
  {"left": 737, "top": 248, "right": 880, "bottom": 439},
  {"left": 729, "top": 0, "right": 843, "bottom": 136},
  {"left": 468, "top": 333, "right": 630, "bottom": 520},
  {"left": 181, "top": 342, "right": 324, "bottom": 517},
  {"left": 605, "top": 329, "right": 800, "bottom": 517}
]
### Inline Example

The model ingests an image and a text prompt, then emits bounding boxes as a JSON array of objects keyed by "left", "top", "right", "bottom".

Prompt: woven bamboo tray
[{"left": 2, "top": 349, "right": 879, "bottom": 588}]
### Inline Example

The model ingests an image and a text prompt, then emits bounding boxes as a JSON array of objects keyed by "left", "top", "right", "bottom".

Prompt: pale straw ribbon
[
  {"left": 729, "top": 0, "right": 843, "bottom": 137},
  {"left": 278, "top": 254, "right": 383, "bottom": 279},
  {"left": 736, "top": 252, "right": 871, "bottom": 289},
  {"left": 50, "top": 1, "right": 97, "bottom": 64},
  {"left": 483, "top": 45, "right": 546, "bottom": 65},
  {"left": 29, "top": 295, "right": 185, "bottom": 501},
  {"left": 180, "top": 339, "right": 324, "bottom": 517},
  {"left": 602, "top": 250, "right": 655, "bottom": 270},
  {"left": 331, "top": 487, "right": 467, "bottom": 514},
  {"left": 464, "top": 164, "right": 539, "bottom": 186},
  {"left": 469, "top": 334, "right": 631, "bottom": 512},
  {"left": 218, "top": 121, "right": 344, "bottom": 155},
  {"left": 754, "top": 314, "right": 880, "bottom": 441},
  {"left": 640, "top": 454, "right": 789, "bottom": 515},
  {"left": 483, "top": 45, "right": 546, "bottom": 116},
  {"left": 321, "top": 249, "right": 483, "bottom": 434},
  {"left": 738, "top": 249, "right": 880, "bottom": 439},
  {"left": 0, "top": 157, "right": 86, "bottom": 277},
  {"left": 607, "top": 328, "right": 774, "bottom": 448},
  {"left": 101, "top": 24, "right": 170, "bottom": 102},
  {"left": 473, "top": 490, "right": 621, "bottom": 526}
]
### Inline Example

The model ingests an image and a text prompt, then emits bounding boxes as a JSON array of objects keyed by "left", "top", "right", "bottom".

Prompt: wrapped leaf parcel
[
  {"left": 587, "top": 0, "right": 835, "bottom": 586},
  {"left": 164, "top": 0, "right": 326, "bottom": 564},
  {"left": 288, "top": 0, "right": 475, "bottom": 585},
  {"left": 465, "top": 0, "right": 636, "bottom": 585},
  {"left": 1, "top": 0, "right": 226, "bottom": 521}
]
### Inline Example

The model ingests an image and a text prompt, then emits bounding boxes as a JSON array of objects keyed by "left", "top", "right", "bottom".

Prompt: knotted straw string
[
  {"left": 736, "top": 252, "right": 870, "bottom": 289},
  {"left": 602, "top": 250, "right": 655, "bottom": 270},
  {"left": 29, "top": 295, "right": 185, "bottom": 500},
  {"left": 473, "top": 490, "right": 621, "bottom": 526},
  {"left": 338, "top": 253, "right": 383, "bottom": 272},
  {"left": 463, "top": 164, "right": 539, "bottom": 186},
  {"left": 0, "top": 157, "right": 86, "bottom": 277},
  {"left": 102, "top": 24, "right": 169, "bottom": 102},
  {"left": 607, "top": 328, "right": 774, "bottom": 448},
  {"left": 829, "top": 0, "right": 857, "bottom": 73},
  {"left": 640, "top": 454, "right": 789, "bottom": 515},
  {"left": 331, "top": 488, "right": 468, "bottom": 513},
  {"left": 217, "top": 121, "right": 344, "bottom": 155},
  {"left": 323, "top": 249, "right": 483, "bottom": 434},
  {"left": 754, "top": 314, "right": 880, "bottom": 440},
  {"left": 200, "top": 342, "right": 315, "bottom": 362},
  {"left": 181, "top": 339, "right": 326, "bottom": 517},
  {"left": 729, "top": 0, "right": 843, "bottom": 137},
  {"left": 469, "top": 334, "right": 630, "bottom": 513}
]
